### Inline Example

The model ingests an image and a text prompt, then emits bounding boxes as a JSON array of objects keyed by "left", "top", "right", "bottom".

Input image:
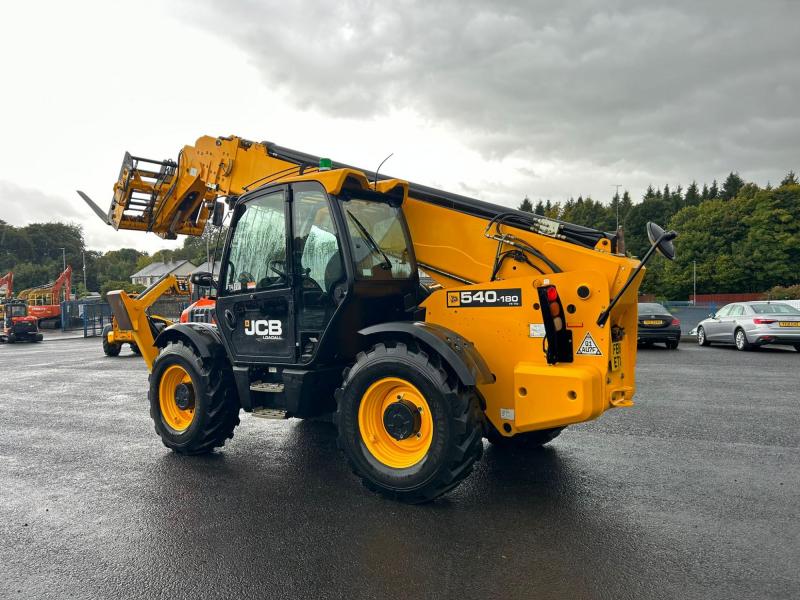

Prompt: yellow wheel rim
[
  {"left": 358, "top": 377, "right": 433, "bottom": 469},
  {"left": 159, "top": 364, "right": 195, "bottom": 432}
]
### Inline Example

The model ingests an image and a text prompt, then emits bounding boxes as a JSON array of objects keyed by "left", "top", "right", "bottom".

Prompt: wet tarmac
[{"left": 1, "top": 338, "right": 798, "bottom": 599}]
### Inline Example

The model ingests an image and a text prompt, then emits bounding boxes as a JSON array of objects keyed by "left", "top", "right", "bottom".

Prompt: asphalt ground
[{"left": 1, "top": 338, "right": 798, "bottom": 600}]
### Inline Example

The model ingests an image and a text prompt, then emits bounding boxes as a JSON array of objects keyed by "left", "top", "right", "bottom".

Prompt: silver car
[{"left": 696, "top": 301, "right": 800, "bottom": 351}]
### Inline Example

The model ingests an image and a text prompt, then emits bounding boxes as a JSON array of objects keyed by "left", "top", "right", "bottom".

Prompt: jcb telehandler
[{"left": 80, "top": 135, "right": 676, "bottom": 502}]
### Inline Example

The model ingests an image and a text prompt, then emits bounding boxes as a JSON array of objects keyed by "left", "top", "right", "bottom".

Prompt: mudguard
[
  {"left": 154, "top": 322, "right": 225, "bottom": 359},
  {"left": 359, "top": 321, "right": 492, "bottom": 387}
]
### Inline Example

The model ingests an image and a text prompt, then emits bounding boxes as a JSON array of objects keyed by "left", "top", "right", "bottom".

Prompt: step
[
  {"left": 251, "top": 408, "right": 288, "bottom": 420},
  {"left": 250, "top": 381, "right": 285, "bottom": 393}
]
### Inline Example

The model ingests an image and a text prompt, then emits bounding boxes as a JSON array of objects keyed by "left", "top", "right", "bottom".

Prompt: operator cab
[{"left": 215, "top": 174, "right": 419, "bottom": 373}]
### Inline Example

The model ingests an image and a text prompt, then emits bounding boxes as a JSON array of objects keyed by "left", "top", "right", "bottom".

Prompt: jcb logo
[{"left": 244, "top": 319, "right": 283, "bottom": 338}]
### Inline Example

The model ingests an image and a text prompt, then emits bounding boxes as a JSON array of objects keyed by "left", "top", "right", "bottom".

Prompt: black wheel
[
  {"left": 665, "top": 339, "right": 680, "bottom": 350},
  {"left": 148, "top": 341, "right": 240, "bottom": 455},
  {"left": 101, "top": 325, "right": 121, "bottom": 357},
  {"left": 130, "top": 343, "right": 141, "bottom": 355},
  {"left": 485, "top": 422, "right": 564, "bottom": 449},
  {"left": 335, "top": 342, "right": 483, "bottom": 504},
  {"left": 7, "top": 333, "right": 16, "bottom": 344},
  {"left": 794, "top": 344, "right": 800, "bottom": 352},
  {"left": 734, "top": 328, "right": 752, "bottom": 351},
  {"left": 697, "top": 326, "right": 710, "bottom": 346}
]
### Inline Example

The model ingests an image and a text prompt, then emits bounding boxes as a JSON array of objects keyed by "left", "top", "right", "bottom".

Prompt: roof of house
[
  {"left": 131, "top": 260, "right": 196, "bottom": 279},
  {"left": 190, "top": 261, "right": 221, "bottom": 276}
]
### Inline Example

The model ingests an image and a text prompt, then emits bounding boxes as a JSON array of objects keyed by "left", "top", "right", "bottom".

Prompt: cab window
[{"left": 224, "top": 191, "right": 287, "bottom": 294}]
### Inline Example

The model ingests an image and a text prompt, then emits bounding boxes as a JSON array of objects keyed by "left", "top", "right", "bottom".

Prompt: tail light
[
  {"left": 537, "top": 285, "right": 573, "bottom": 364},
  {"left": 671, "top": 318, "right": 681, "bottom": 326},
  {"left": 753, "top": 318, "right": 775, "bottom": 324}
]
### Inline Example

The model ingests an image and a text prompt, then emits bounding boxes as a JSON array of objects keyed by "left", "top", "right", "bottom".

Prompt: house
[
  {"left": 189, "top": 260, "right": 221, "bottom": 278},
  {"left": 130, "top": 260, "right": 196, "bottom": 286}
]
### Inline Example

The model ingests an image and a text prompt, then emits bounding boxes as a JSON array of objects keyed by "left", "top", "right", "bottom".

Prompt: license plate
[
  {"left": 611, "top": 342, "right": 623, "bottom": 372},
  {"left": 642, "top": 320, "right": 663, "bottom": 326},
  {"left": 778, "top": 321, "right": 800, "bottom": 327}
]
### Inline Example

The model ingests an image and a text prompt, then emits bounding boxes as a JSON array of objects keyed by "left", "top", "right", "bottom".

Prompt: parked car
[
  {"left": 696, "top": 301, "right": 800, "bottom": 351},
  {"left": 637, "top": 302, "right": 681, "bottom": 349}
]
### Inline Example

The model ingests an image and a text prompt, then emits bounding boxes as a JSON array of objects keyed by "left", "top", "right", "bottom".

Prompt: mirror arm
[{"left": 597, "top": 232, "right": 672, "bottom": 327}]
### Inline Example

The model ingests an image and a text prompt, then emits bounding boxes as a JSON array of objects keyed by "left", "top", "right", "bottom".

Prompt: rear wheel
[
  {"left": 734, "top": 328, "right": 752, "bottom": 351},
  {"left": 130, "top": 343, "right": 141, "bottom": 355},
  {"left": 101, "top": 325, "right": 121, "bottom": 357},
  {"left": 149, "top": 341, "right": 240, "bottom": 455},
  {"left": 697, "top": 326, "right": 710, "bottom": 346},
  {"left": 485, "top": 423, "right": 564, "bottom": 449},
  {"left": 336, "top": 342, "right": 483, "bottom": 503},
  {"left": 665, "top": 339, "right": 680, "bottom": 350},
  {"left": 794, "top": 344, "right": 800, "bottom": 352},
  {"left": 7, "top": 333, "right": 16, "bottom": 344}
]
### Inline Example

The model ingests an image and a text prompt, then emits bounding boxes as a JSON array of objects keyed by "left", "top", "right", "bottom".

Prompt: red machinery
[
  {"left": 0, "top": 299, "right": 43, "bottom": 343},
  {"left": 0, "top": 272, "right": 12, "bottom": 298},
  {"left": 18, "top": 266, "right": 73, "bottom": 328}
]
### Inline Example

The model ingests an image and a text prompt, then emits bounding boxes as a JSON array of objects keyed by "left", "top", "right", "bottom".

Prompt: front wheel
[
  {"left": 102, "top": 325, "right": 121, "bottom": 357},
  {"left": 149, "top": 341, "right": 240, "bottom": 455},
  {"left": 697, "top": 326, "right": 710, "bottom": 346},
  {"left": 336, "top": 342, "right": 483, "bottom": 503}
]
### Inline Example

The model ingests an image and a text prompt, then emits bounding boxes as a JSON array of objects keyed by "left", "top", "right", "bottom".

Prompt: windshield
[
  {"left": 638, "top": 303, "right": 669, "bottom": 314},
  {"left": 341, "top": 197, "right": 414, "bottom": 279},
  {"left": 750, "top": 303, "right": 800, "bottom": 315},
  {"left": 9, "top": 305, "right": 26, "bottom": 317}
]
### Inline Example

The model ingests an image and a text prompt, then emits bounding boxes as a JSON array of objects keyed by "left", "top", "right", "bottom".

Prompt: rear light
[
  {"left": 537, "top": 285, "right": 573, "bottom": 364},
  {"left": 671, "top": 318, "right": 680, "bottom": 326},
  {"left": 753, "top": 318, "right": 776, "bottom": 324}
]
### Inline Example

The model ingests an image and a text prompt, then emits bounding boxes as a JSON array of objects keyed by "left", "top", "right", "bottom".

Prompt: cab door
[{"left": 216, "top": 187, "right": 296, "bottom": 364}]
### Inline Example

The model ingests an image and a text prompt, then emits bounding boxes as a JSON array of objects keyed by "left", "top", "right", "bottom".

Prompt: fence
[
  {"left": 76, "top": 297, "right": 190, "bottom": 338},
  {"left": 82, "top": 302, "right": 113, "bottom": 337}
]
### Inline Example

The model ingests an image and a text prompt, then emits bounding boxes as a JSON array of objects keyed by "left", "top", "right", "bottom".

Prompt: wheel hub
[
  {"left": 382, "top": 398, "right": 422, "bottom": 441},
  {"left": 174, "top": 383, "right": 195, "bottom": 410}
]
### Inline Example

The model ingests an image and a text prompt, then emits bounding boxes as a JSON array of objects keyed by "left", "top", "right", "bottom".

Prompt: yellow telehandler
[{"left": 80, "top": 135, "right": 676, "bottom": 502}]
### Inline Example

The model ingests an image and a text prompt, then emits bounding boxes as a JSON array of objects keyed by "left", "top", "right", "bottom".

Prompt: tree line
[
  {"left": 518, "top": 171, "right": 800, "bottom": 298},
  {"left": 2, "top": 170, "right": 798, "bottom": 300}
]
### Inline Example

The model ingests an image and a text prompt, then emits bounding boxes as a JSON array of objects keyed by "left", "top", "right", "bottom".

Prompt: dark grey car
[{"left": 696, "top": 301, "right": 800, "bottom": 351}]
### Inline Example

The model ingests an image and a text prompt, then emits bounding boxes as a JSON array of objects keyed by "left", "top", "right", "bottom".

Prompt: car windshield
[
  {"left": 9, "top": 305, "right": 26, "bottom": 317},
  {"left": 749, "top": 303, "right": 800, "bottom": 315},
  {"left": 638, "top": 303, "right": 669, "bottom": 314}
]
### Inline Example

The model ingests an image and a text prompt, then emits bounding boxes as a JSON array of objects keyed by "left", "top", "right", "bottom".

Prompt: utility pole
[
  {"left": 82, "top": 251, "right": 87, "bottom": 290},
  {"left": 693, "top": 260, "right": 697, "bottom": 305},
  {"left": 59, "top": 247, "right": 66, "bottom": 271},
  {"left": 612, "top": 185, "right": 622, "bottom": 230}
]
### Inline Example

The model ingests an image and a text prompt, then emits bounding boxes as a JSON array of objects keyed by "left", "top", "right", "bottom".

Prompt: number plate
[
  {"left": 778, "top": 321, "right": 800, "bottom": 327},
  {"left": 642, "top": 320, "right": 663, "bottom": 326},
  {"left": 611, "top": 342, "right": 623, "bottom": 372}
]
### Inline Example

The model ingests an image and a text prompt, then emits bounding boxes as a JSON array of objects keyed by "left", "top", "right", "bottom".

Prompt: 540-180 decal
[{"left": 446, "top": 288, "right": 522, "bottom": 308}]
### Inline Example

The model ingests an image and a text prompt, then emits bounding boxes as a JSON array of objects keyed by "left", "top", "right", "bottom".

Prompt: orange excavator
[
  {"left": 0, "top": 271, "right": 13, "bottom": 321},
  {"left": 18, "top": 265, "right": 73, "bottom": 328}
]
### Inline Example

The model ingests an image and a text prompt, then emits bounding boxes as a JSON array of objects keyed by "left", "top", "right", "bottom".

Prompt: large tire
[
  {"left": 665, "top": 339, "right": 680, "bottom": 350},
  {"left": 335, "top": 342, "right": 483, "bottom": 503},
  {"left": 697, "top": 326, "right": 710, "bottom": 346},
  {"left": 7, "top": 333, "right": 16, "bottom": 344},
  {"left": 485, "top": 423, "right": 564, "bottom": 450},
  {"left": 734, "top": 328, "right": 752, "bottom": 351},
  {"left": 794, "top": 344, "right": 800, "bottom": 353},
  {"left": 130, "top": 343, "right": 141, "bottom": 355},
  {"left": 148, "top": 341, "right": 240, "bottom": 455},
  {"left": 102, "top": 325, "right": 121, "bottom": 357}
]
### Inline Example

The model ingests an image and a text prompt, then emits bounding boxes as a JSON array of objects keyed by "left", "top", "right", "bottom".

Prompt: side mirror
[
  {"left": 211, "top": 201, "right": 225, "bottom": 227},
  {"left": 190, "top": 271, "right": 215, "bottom": 288},
  {"left": 646, "top": 222, "right": 677, "bottom": 261}
]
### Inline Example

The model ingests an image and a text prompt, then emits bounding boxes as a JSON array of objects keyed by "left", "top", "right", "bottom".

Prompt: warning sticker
[{"left": 576, "top": 332, "right": 602, "bottom": 356}]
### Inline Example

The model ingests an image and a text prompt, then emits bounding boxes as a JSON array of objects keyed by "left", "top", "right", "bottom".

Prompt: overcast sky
[{"left": 1, "top": 0, "right": 797, "bottom": 253}]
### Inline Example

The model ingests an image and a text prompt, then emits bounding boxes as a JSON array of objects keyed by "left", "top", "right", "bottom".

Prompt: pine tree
[
  {"left": 685, "top": 181, "right": 700, "bottom": 206},
  {"left": 644, "top": 185, "right": 657, "bottom": 200},
  {"left": 518, "top": 197, "right": 533, "bottom": 212},
  {"left": 701, "top": 183, "right": 710, "bottom": 201},
  {"left": 721, "top": 172, "right": 744, "bottom": 200},
  {"left": 780, "top": 170, "right": 798, "bottom": 186},
  {"left": 544, "top": 199, "right": 554, "bottom": 217},
  {"left": 708, "top": 180, "right": 719, "bottom": 200},
  {"left": 533, "top": 200, "right": 545, "bottom": 215}
]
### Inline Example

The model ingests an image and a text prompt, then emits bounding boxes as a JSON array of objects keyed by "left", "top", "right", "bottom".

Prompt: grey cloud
[
  {"left": 180, "top": 0, "right": 798, "bottom": 193},
  {"left": 0, "top": 181, "right": 84, "bottom": 224}
]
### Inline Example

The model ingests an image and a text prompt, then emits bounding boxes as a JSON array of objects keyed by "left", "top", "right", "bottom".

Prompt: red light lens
[
  {"left": 546, "top": 286, "right": 558, "bottom": 302},
  {"left": 671, "top": 318, "right": 681, "bottom": 326},
  {"left": 753, "top": 318, "right": 776, "bottom": 324}
]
